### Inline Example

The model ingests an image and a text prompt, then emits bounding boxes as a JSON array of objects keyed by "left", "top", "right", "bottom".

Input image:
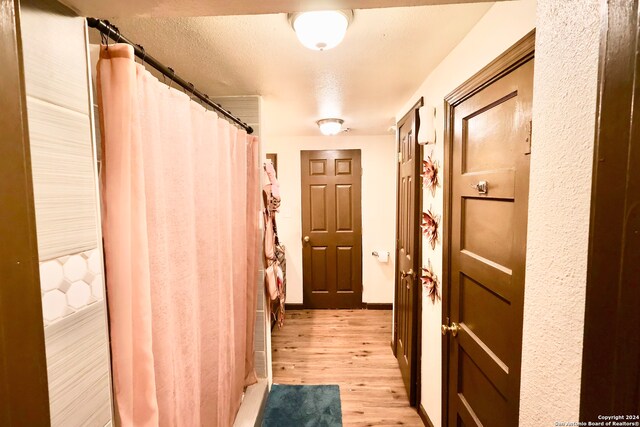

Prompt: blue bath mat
[{"left": 262, "top": 384, "right": 342, "bottom": 427}]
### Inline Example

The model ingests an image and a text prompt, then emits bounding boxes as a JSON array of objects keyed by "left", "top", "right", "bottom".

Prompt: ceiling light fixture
[
  {"left": 317, "top": 118, "right": 344, "bottom": 136},
  {"left": 289, "top": 10, "right": 353, "bottom": 51}
]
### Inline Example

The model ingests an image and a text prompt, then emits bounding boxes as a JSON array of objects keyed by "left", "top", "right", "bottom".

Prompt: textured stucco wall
[
  {"left": 519, "top": 0, "right": 600, "bottom": 424},
  {"left": 396, "top": 1, "right": 537, "bottom": 424}
]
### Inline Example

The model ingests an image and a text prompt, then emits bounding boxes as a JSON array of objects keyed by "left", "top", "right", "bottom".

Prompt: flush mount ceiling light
[
  {"left": 317, "top": 118, "right": 344, "bottom": 136},
  {"left": 289, "top": 10, "right": 353, "bottom": 51}
]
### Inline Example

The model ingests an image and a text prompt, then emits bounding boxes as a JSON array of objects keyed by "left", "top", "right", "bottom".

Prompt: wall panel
[{"left": 19, "top": 0, "right": 113, "bottom": 425}]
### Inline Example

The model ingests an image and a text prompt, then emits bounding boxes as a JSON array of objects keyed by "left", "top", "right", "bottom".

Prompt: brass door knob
[
  {"left": 401, "top": 269, "right": 414, "bottom": 289},
  {"left": 303, "top": 236, "right": 310, "bottom": 243},
  {"left": 400, "top": 269, "right": 414, "bottom": 278},
  {"left": 441, "top": 322, "right": 460, "bottom": 337}
]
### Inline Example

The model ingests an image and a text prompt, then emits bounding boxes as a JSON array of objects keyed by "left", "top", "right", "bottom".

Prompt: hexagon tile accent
[{"left": 39, "top": 248, "right": 105, "bottom": 325}]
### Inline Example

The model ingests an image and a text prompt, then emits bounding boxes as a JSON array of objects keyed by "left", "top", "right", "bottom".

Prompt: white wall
[
  {"left": 395, "top": 0, "right": 537, "bottom": 425},
  {"left": 262, "top": 134, "right": 397, "bottom": 304},
  {"left": 519, "top": 0, "right": 600, "bottom": 424}
]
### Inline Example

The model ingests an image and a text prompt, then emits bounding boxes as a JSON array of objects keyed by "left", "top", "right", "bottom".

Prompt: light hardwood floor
[{"left": 271, "top": 309, "right": 424, "bottom": 427}]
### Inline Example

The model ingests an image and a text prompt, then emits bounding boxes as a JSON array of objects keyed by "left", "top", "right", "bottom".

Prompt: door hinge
[
  {"left": 398, "top": 152, "right": 403, "bottom": 163},
  {"left": 525, "top": 119, "right": 532, "bottom": 155}
]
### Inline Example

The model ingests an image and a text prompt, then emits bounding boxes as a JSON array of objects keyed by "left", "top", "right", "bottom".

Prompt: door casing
[
  {"left": 442, "top": 30, "right": 536, "bottom": 426},
  {"left": 0, "top": 0, "right": 51, "bottom": 423}
]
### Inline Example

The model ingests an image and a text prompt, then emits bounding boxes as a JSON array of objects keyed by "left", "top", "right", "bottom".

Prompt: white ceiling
[
  {"left": 88, "top": 3, "right": 495, "bottom": 136},
  {"left": 66, "top": 0, "right": 500, "bottom": 17}
]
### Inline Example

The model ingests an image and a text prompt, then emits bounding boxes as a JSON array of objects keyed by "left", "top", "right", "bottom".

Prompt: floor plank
[{"left": 271, "top": 310, "right": 424, "bottom": 427}]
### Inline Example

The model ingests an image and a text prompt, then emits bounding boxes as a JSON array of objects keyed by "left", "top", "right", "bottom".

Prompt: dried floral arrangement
[
  {"left": 421, "top": 261, "right": 440, "bottom": 304},
  {"left": 421, "top": 208, "right": 440, "bottom": 250},
  {"left": 421, "top": 152, "right": 439, "bottom": 196}
]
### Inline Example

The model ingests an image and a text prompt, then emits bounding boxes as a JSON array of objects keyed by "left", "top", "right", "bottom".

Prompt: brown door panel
[
  {"left": 580, "top": 0, "right": 640, "bottom": 416},
  {"left": 458, "top": 170, "right": 516, "bottom": 200},
  {"left": 301, "top": 150, "right": 363, "bottom": 309},
  {"left": 445, "top": 35, "right": 534, "bottom": 427},
  {"left": 394, "top": 103, "right": 422, "bottom": 406}
]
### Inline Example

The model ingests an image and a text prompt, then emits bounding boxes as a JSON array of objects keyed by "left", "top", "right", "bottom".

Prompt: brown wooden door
[
  {"left": 445, "top": 57, "right": 534, "bottom": 426},
  {"left": 301, "top": 149, "right": 362, "bottom": 309},
  {"left": 580, "top": 0, "right": 640, "bottom": 418},
  {"left": 394, "top": 107, "right": 421, "bottom": 405}
]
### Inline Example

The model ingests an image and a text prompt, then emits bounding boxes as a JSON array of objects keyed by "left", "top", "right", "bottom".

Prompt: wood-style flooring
[{"left": 271, "top": 309, "right": 424, "bottom": 427}]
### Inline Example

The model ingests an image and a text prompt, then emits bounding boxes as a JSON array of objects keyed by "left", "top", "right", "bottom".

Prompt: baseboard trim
[
  {"left": 284, "top": 303, "right": 305, "bottom": 311},
  {"left": 418, "top": 404, "right": 435, "bottom": 427},
  {"left": 363, "top": 303, "right": 393, "bottom": 310}
]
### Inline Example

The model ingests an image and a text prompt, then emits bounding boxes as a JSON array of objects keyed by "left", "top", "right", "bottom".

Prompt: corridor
[{"left": 271, "top": 310, "right": 423, "bottom": 426}]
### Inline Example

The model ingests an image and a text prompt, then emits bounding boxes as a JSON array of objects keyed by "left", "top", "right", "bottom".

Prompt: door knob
[
  {"left": 441, "top": 322, "right": 460, "bottom": 337},
  {"left": 400, "top": 269, "right": 414, "bottom": 278},
  {"left": 401, "top": 269, "right": 414, "bottom": 289},
  {"left": 303, "top": 236, "right": 310, "bottom": 243},
  {"left": 470, "top": 180, "right": 488, "bottom": 195}
]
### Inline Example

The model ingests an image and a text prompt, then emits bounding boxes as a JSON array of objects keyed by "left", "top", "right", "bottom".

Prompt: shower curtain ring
[
  {"left": 188, "top": 82, "right": 195, "bottom": 100},
  {"left": 104, "top": 20, "right": 111, "bottom": 50},
  {"left": 112, "top": 24, "right": 121, "bottom": 43},
  {"left": 167, "top": 67, "right": 175, "bottom": 89},
  {"left": 137, "top": 44, "right": 146, "bottom": 65}
]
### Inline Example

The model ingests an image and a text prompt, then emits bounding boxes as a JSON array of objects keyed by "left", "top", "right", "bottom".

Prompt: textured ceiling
[
  {"left": 89, "top": 3, "right": 495, "bottom": 136},
  {"left": 65, "top": 0, "right": 500, "bottom": 17}
]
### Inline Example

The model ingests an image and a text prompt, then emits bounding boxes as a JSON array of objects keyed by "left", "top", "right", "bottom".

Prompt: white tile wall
[
  {"left": 22, "top": 0, "right": 99, "bottom": 261},
  {"left": 44, "top": 303, "right": 112, "bottom": 427},
  {"left": 20, "top": 0, "right": 113, "bottom": 425},
  {"left": 20, "top": 0, "right": 90, "bottom": 114},
  {"left": 39, "top": 249, "right": 104, "bottom": 325},
  {"left": 26, "top": 94, "right": 98, "bottom": 260},
  {"left": 212, "top": 96, "right": 261, "bottom": 137}
]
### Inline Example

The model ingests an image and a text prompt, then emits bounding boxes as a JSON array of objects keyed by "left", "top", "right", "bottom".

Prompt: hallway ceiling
[
  {"left": 65, "top": 0, "right": 501, "bottom": 17},
  {"left": 88, "top": 3, "right": 495, "bottom": 136}
]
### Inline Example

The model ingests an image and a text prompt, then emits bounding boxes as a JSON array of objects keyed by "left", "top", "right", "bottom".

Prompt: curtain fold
[{"left": 97, "top": 44, "right": 260, "bottom": 427}]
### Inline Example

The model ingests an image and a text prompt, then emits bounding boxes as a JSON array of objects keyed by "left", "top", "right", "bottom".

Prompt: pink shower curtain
[{"left": 97, "top": 44, "right": 260, "bottom": 427}]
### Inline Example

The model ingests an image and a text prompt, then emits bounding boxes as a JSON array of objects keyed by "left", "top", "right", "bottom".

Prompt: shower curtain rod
[{"left": 87, "top": 18, "right": 254, "bottom": 134}]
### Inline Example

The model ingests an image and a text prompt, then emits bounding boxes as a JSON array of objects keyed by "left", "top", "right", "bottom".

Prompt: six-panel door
[
  {"left": 395, "top": 111, "right": 420, "bottom": 404},
  {"left": 301, "top": 150, "right": 363, "bottom": 309}
]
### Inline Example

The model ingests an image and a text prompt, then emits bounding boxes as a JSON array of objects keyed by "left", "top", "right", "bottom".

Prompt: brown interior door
[
  {"left": 301, "top": 149, "right": 362, "bottom": 309},
  {"left": 580, "top": 0, "right": 640, "bottom": 417},
  {"left": 394, "top": 108, "right": 421, "bottom": 405},
  {"left": 445, "top": 58, "right": 534, "bottom": 426}
]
